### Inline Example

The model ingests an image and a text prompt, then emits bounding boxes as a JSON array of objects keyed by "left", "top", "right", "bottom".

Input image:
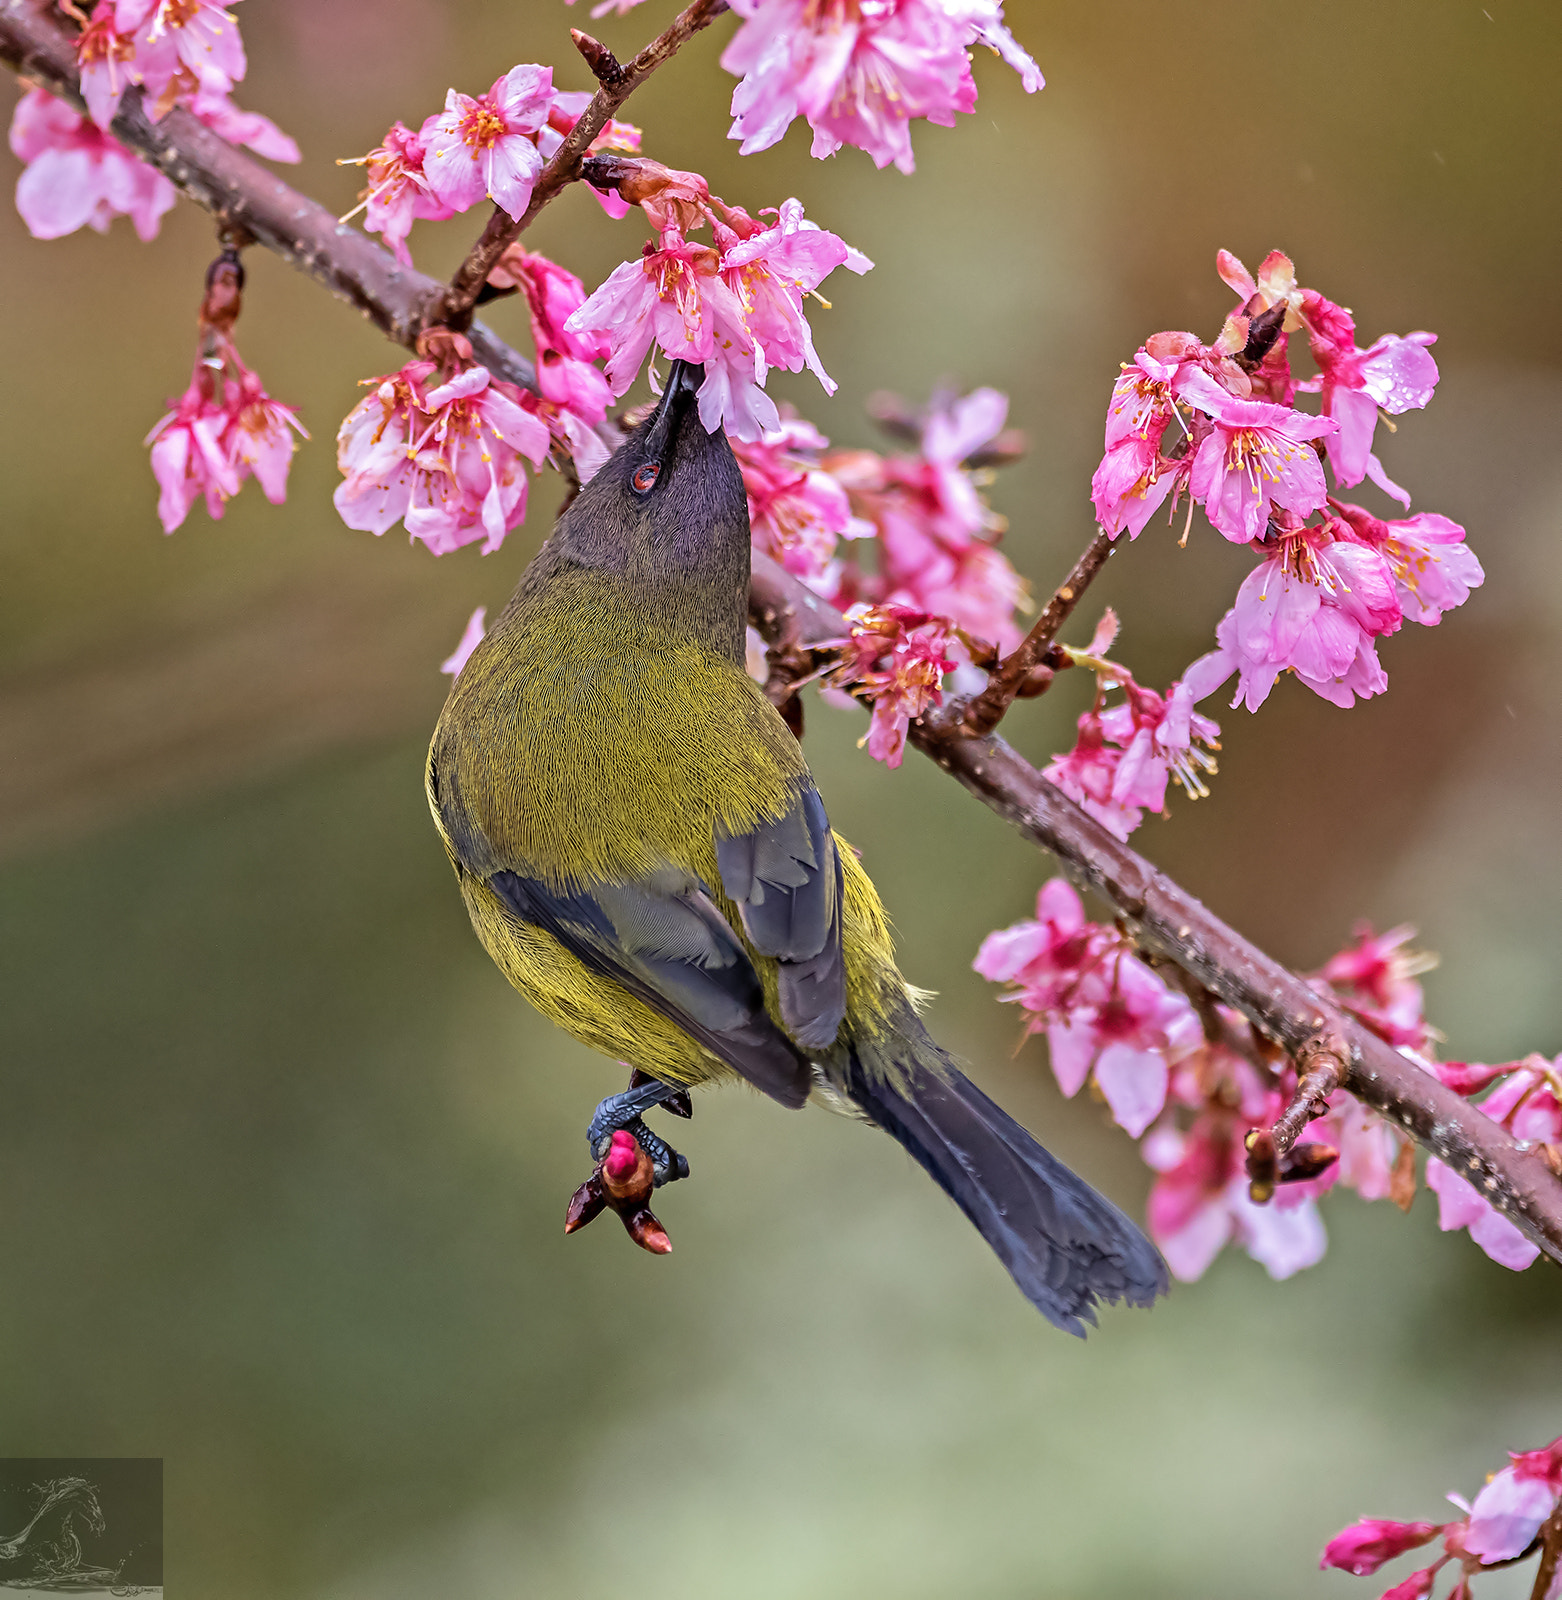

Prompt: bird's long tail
[{"left": 843, "top": 1025, "right": 1169, "bottom": 1336}]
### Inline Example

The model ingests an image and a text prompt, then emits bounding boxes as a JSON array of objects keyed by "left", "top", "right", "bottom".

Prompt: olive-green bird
[{"left": 426, "top": 361, "right": 1167, "bottom": 1334}]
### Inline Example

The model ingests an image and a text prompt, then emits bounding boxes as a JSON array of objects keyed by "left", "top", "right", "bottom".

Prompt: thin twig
[
  {"left": 1243, "top": 1029, "right": 1347, "bottom": 1200},
  {"left": 434, "top": 0, "right": 731, "bottom": 333},
  {"left": 940, "top": 525, "right": 1117, "bottom": 737},
  {"left": 1529, "top": 1506, "right": 1562, "bottom": 1600},
  {"left": 3, "top": 0, "right": 1560, "bottom": 1265}
]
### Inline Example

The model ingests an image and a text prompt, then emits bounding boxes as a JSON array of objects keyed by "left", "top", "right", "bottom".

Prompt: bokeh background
[{"left": 3, "top": 2, "right": 1560, "bottom": 1595}]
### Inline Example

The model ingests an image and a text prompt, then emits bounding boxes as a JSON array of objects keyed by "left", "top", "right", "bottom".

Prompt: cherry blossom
[
  {"left": 974, "top": 877, "right": 1200, "bottom": 1137},
  {"left": 732, "top": 416, "right": 872, "bottom": 598},
  {"left": 145, "top": 374, "right": 239, "bottom": 532},
  {"left": 1298, "top": 288, "right": 1439, "bottom": 505},
  {"left": 1207, "top": 513, "right": 1401, "bottom": 712},
  {"left": 1323, "top": 1436, "right": 1562, "bottom": 1600},
  {"left": 424, "top": 65, "right": 554, "bottom": 219},
  {"left": 9, "top": 86, "right": 176, "bottom": 241},
  {"left": 566, "top": 193, "right": 867, "bottom": 440},
  {"left": 78, "top": 0, "right": 248, "bottom": 132},
  {"left": 1464, "top": 1443, "right": 1562, "bottom": 1562},
  {"left": 823, "top": 388, "right": 1026, "bottom": 648},
  {"left": 488, "top": 246, "right": 614, "bottom": 431},
  {"left": 1041, "top": 645, "right": 1226, "bottom": 840},
  {"left": 1319, "top": 923, "right": 1437, "bottom": 1054},
  {"left": 1043, "top": 709, "right": 1144, "bottom": 840},
  {"left": 1186, "top": 387, "right": 1336, "bottom": 545},
  {"left": 1097, "top": 654, "right": 1228, "bottom": 816},
  {"left": 1089, "top": 348, "right": 1184, "bottom": 539},
  {"left": 1330, "top": 501, "right": 1484, "bottom": 628},
  {"left": 827, "top": 604, "right": 955, "bottom": 767},
  {"left": 719, "top": 197, "right": 873, "bottom": 392},
  {"left": 1320, "top": 1520, "right": 1442, "bottom": 1577},
  {"left": 340, "top": 116, "right": 455, "bottom": 267},
  {"left": 334, "top": 358, "right": 551, "bottom": 554},
  {"left": 1145, "top": 1108, "right": 1328, "bottom": 1280},
  {"left": 441, "top": 607, "right": 488, "bottom": 677},
  {"left": 721, "top": 0, "right": 1041, "bottom": 175},
  {"left": 145, "top": 350, "right": 306, "bottom": 533}
]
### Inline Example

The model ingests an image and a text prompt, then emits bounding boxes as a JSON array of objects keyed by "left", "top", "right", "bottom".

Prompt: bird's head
[{"left": 550, "top": 360, "right": 751, "bottom": 582}]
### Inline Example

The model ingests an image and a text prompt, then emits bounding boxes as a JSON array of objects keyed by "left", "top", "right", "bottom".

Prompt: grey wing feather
[
  {"left": 489, "top": 869, "right": 812, "bottom": 1108},
  {"left": 716, "top": 785, "right": 846, "bottom": 1050}
]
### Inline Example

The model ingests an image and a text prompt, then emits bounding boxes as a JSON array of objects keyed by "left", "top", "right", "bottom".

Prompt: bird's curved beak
[{"left": 643, "top": 359, "right": 705, "bottom": 460}]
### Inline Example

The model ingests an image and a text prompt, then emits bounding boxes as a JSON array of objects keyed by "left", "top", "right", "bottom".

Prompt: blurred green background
[{"left": 3, "top": 1, "right": 1560, "bottom": 1595}]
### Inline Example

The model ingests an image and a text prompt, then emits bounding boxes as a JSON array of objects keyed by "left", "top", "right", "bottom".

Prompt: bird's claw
[
  {"left": 564, "top": 1130, "right": 673, "bottom": 1254},
  {"left": 585, "top": 1073, "right": 691, "bottom": 1187}
]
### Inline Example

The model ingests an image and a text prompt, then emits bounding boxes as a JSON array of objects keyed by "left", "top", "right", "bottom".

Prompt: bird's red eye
[{"left": 632, "top": 463, "right": 660, "bottom": 493}]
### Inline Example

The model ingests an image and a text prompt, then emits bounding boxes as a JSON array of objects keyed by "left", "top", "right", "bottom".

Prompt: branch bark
[
  {"left": 942, "top": 524, "right": 1118, "bottom": 737},
  {"left": 5, "top": 0, "right": 1561, "bottom": 1266}
]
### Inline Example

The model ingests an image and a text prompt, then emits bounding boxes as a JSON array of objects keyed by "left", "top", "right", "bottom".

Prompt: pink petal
[
  {"left": 15, "top": 146, "right": 101, "bottom": 238},
  {"left": 1154, "top": 1197, "right": 1233, "bottom": 1282},
  {"left": 1465, "top": 1467, "right": 1557, "bottom": 1562},
  {"left": 483, "top": 134, "right": 543, "bottom": 219},
  {"left": 440, "top": 606, "right": 487, "bottom": 676},
  {"left": 1320, "top": 1519, "right": 1441, "bottom": 1576},
  {"left": 1093, "top": 1043, "right": 1168, "bottom": 1138},
  {"left": 1045, "top": 1020, "right": 1096, "bottom": 1098}
]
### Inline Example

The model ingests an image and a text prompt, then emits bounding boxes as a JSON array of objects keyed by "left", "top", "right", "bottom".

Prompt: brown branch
[
  {"left": 745, "top": 556, "right": 1562, "bottom": 1267},
  {"left": 4, "top": 0, "right": 1560, "bottom": 1266},
  {"left": 434, "top": 0, "right": 731, "bottom": 332},
  {"left": 1243, "top": 1029, "right": 1347, "bottom": 1201},
  {"left": 943, "top": 525, "right": 1118, "bottom": 737},
  {"left": 1530, "top": 1506, "right": 1562, "bottom": 1600}
]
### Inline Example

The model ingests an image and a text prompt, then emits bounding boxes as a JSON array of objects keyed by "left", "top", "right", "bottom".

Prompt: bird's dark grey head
[
  {"left": 553, "top": 361, "right": 750, "bottom": 575},
  {"left": 538, "top": 361, "right": 754, "bottom": 659}
]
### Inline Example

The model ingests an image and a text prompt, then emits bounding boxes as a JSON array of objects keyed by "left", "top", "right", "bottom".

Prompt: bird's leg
[{"left": 585, "top": 1067, "right": 692, "bottom": 1187}]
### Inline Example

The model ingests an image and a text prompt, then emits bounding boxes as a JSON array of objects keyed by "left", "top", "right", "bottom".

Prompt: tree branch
[
  {"left": 434, "top": 0, "right": 731, "bottom": 332},
  {"left": 942, "top": 525, "right": 1118, "bottom": 737},
  {"left": 745, "top": 558, "right": 1562, "bottom": 1268},
  {"left": 4, "top": 0, "right": 1560, "bottom": 1265}
]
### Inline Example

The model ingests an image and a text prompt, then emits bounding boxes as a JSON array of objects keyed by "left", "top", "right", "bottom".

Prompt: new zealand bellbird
[{"left": 426, "top": 361, "right": 1168, "bottom": 1333}]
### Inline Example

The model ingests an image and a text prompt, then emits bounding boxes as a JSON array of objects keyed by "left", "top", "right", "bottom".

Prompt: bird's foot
[
  {"left": 585, "top": 1068, "right": 692, "bottom": 1187},
  {"left": 565, "top": 1071, "right": 692, "bottom": 1255}
]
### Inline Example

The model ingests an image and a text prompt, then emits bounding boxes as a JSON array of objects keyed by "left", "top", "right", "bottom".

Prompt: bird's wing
[
  {"left": 488, "top": 868, "right": 813, "bottom": 1108},
  {"left": 715, "top": 784, "right": 846, "bottom": 1050}
]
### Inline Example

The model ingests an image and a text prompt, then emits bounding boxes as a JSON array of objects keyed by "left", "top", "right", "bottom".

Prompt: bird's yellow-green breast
[{"left": 431, "top": 567, "right": 807, "bottom": 892}]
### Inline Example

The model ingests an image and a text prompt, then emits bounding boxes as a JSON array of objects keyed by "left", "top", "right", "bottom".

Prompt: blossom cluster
[
  {"left": 733, "top": 387, "right": 1029, "bottom": 759},
  {"left": 976, "top": 886, "right": 1557, "bottom": 1282},
  {"left": 735, "top": 386, "right": 1024, "bottom": 622},
  {"left": 721, "top": 0, "right": 1043, "bottom": 175},
  {"left": 341, "top": 75, "right": 642, "bottom": 267},
  {"left": 565, "top": 162, "right": 871, "bottom": 440},
  {"left": 146, "top": 339, "right": 306, "bottom": 534},
  {"left": 1321, "top": 1435, "right": 1562, "bottom": 1600},
  {"left": 825, "top": 604, "right": 957, "bottom": 767},
  {"left": 1041, "top": 612, "right": 1229, "bottom": 841},
  {"left": 1091, "top": 250, "right": 1482, "bottom": 713},
  {"left": 335, "top": 342, "right": 551, "bottom": 556},
  {"left": 9, "top": 2, "right": 297, "bottom": 243}
]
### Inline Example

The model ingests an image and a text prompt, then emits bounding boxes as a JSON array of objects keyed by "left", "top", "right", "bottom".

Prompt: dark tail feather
[{"left": 846, "top": 1046, "right": 1169, "bottom": 1336}]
